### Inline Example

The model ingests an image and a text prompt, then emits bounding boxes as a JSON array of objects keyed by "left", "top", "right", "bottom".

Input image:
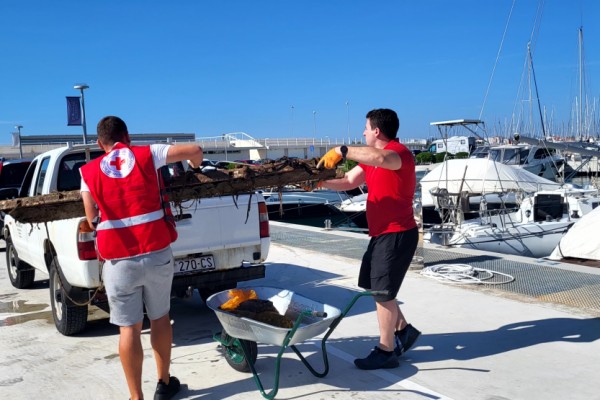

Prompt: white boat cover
[
  {"left": 548, "top": 205, "right": 600, "bottom": 261},
  {"left": 420, "top": 159, "right": 561, "bottom": 205}
]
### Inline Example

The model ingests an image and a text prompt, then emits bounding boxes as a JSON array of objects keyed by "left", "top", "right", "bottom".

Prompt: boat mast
[
  {"left": 527, "top": 42, "right": 547, "bottom": 139},
  {"left": 578, "top": 26, "right": 585, "bottom": 141}
]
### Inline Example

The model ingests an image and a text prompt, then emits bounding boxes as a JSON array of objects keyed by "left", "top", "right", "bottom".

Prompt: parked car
[
  {"left": 0, "top": 158, "right": 31, "bottom": 192},
  {"left": 0, "top": 159, "right": 32, "bottom": 240}
]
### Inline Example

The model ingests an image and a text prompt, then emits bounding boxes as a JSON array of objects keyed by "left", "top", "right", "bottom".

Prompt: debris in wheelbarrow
[
  {"left": 230, "top": 299, "right": 294, "bottom": 329},
  {"left": 219, "top": 288, "right": 257, "bottom": 310},
  {"left": 219, "top": 289, "right": 294, "bottom": 328}
]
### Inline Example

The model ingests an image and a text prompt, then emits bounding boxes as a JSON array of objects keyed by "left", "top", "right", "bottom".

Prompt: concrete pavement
[{"left": 1, "top": 222, "right": 599, "bottom": 400}]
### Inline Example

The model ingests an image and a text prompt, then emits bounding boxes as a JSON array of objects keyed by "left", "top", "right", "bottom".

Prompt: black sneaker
[
  {"left": 154, "top": 376, "right": 181, "bottom": 400},
  {"left": 394, "top": 324, "right": 421, "bottom": 356},
  {"left": 354, "top": 346, "right": 399, "bottom": 370}
]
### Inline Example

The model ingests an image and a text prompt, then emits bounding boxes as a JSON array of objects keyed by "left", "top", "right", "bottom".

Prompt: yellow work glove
[{"left": 317, "top": 148, "right": 343, "bottom": 169}]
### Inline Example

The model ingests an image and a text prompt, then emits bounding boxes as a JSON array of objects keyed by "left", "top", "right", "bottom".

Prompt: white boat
[
  {"left": 470, "top": 143, "right": 564, "bottom": 181},
  {"left": 337, "top": 192, "right": 368, "bottom": 229},
  {"left": 425, "top": 184, "right": 600, "bottom": 258},
  {"left": 258, "top": 186, "right": 350, "bottom": 222},
  {"left": 548, "top": 204, "right": 600, "bottom": 261},
  {"left": 420, "top": 158, "right": 562, "bottom": 227}
]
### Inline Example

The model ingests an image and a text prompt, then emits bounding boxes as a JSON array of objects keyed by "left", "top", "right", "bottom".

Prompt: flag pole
[{"left": 74, "top": 84, "right": 89, "bottom": 144}]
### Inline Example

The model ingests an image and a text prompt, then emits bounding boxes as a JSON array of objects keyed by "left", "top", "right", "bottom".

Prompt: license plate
[{"left": 174, "top": 255, "right": 215, "bottom": 275}]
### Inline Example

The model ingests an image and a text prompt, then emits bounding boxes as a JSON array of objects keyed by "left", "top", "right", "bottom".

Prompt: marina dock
[{"left": 1, "top": 221, "right": 599, "bottom": 399}]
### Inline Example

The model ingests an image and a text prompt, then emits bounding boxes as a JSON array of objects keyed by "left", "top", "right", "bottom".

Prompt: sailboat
[
  {"left": 422, "top": 29, "right": 600, "bottom": 258},
  {"left": 424, "top": 175, "right": 600, "bottom": 258}
]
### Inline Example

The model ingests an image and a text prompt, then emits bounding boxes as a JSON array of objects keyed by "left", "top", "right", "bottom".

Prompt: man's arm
[
  {"left": 81, "top": 191, "right": 99, "bottom": 230},
  {"left": 324, "top": 146, "right": 402, "bottom": 170},
  {"left": 320, "top": 165, "right": 366, "bottom": 191},
  {"left": 166, "top": 144, "right": 203, "bottom": 169}
]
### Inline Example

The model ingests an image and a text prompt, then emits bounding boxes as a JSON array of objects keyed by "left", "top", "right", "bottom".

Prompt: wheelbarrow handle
[{"left": 299, "top": 310, "right": 327, "bottom": 319}]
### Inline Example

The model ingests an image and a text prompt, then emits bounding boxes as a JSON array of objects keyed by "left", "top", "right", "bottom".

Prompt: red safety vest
[{"left": 80, "top": 143, "right": 177, "bottom": 260}]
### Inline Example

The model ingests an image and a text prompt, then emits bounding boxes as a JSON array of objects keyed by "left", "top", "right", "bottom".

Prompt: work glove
[
  {"left": 317, "top": 148, "right": 342, "bottom": 169},
  {"left": 301, "top": 181, "right": 323, "bottom": 192}
]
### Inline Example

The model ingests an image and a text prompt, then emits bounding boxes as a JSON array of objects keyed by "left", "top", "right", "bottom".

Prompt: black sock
[
  {"left": 397, "top": 324, "right": 409, "bottom": 334},
  {"left": 378, "top": 347, "right": 393, "bottom": 355}
]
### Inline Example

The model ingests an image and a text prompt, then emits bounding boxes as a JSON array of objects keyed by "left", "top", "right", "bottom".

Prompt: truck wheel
[
  {"left": 199, "top": 283, "right": 237, "bottom": 304},
  {"left": 49, "top": 257, "right": 88, "bottom": 336},
  {"left": 220, "top": 331, "right": 257, "bottom": 373},
  {"left": 5, "top": 236, "right": 35, "bottom": 289}
]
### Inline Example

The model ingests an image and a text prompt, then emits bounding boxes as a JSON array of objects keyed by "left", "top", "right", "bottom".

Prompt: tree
[{"left": 416, "top": 152, "right": 433, "bottom": 164}]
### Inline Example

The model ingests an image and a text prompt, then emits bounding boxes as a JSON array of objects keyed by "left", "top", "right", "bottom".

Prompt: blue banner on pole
[{"left": 66, "top": 96, "right": 82, "bottom": 126}]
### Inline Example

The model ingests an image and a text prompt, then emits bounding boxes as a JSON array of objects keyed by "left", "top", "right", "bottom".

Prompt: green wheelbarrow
[{"left": 206, "top": 286, "right": 385, "bottom": 400}]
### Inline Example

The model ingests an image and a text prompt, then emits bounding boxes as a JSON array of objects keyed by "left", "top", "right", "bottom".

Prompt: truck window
[
  {"left": 159, "top": 162, "right": 185, "bottom": 188},
  {"left": 35, "top": 157, "right": 51, "bottom": 196},
  {"left": 18, "top": 160, "right": 37, "bottom": 197},
  {"left": 57, "top": 151, "right": 104, "bottom": 191},
  {"left": 0, "top": 162, "right": 31, "bottom": 189}
]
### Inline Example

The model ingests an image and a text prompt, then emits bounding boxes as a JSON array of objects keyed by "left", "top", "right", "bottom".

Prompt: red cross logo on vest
[
  {"left": 100, "top": 148, "right": 135, "bottom": 178},
  {"left": 110, "top": 157, "right": 126, "bottom": 170}
]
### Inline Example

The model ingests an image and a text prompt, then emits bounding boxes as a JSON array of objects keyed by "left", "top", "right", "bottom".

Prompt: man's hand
[
  {"left": 188, "top": 161, "right": 202, "bottom": 173},
  {"left": 301, "top": 181, "right": 323, "bottom": 192},
  {"left": 317, "top": 148, "right": 342, "bottom": 169}
]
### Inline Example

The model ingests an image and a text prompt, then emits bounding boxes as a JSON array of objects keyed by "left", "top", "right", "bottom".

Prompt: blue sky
[{"left": 1, "top": 0, "right": 599, "bottom": 145}]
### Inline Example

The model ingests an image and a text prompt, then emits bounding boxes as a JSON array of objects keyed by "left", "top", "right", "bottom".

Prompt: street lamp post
[
  {"left": 15, "top": 125, "right": 23, "bottom": 158},
  {"left": 74, "top": 84, "right": 89, "bottom": 144}
]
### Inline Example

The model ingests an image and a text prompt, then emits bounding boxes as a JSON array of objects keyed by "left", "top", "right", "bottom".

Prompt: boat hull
[{"left": 426, "top": 221, "right": 573, "bottom": 258}]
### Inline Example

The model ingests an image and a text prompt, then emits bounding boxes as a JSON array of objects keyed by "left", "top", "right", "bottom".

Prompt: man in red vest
[
  {"left": 318, "top": 108, "right": 420, "bottom": 370},
  {"left": 80, "top": 116, "right": 203, "bottom": 400}
]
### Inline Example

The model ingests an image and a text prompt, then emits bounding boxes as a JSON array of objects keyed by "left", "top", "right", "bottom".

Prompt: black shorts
[{"left": 358, "top": 227, "right": 418, "bottom": 302}]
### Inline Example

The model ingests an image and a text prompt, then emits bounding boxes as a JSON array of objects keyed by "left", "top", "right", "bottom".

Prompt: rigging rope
[
  {"left": 479, "top": 0, "right": 516, "bottom": 123},
  {"left": 420, "top": 263, "right": 515, "bottom": 285}
]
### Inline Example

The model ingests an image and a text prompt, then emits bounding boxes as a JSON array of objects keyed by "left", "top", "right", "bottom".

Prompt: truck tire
[
  {"left": 49, "top": 257, "right": 88, "bottom": 336},
  {"left": 199, "top": 283, "right": 237, "bottom": 304},
  {"left": 5, "top": 235, "right": 35, "bottom": 289}
]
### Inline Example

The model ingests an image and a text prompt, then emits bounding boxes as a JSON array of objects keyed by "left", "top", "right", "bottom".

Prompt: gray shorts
[{"left": 102, "top": 247, "right": 174, "bottom": 326}]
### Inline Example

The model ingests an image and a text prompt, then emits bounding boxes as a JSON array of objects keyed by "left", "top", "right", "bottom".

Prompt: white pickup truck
[{"left": 2, "top": 144, "right": 271, "bottom": 335}]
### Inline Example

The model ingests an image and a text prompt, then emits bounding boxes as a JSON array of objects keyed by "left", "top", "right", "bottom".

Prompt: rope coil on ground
[{"left": 420, "top": 263, "right": 515, "bottom": 285}]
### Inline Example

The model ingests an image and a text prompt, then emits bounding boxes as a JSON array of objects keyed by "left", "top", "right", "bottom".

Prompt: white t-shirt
[{"left": 80, "top": 144, "right": 171, "bottom": 192}]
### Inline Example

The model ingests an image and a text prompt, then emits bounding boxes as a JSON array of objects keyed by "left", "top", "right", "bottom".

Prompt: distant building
[{"left": 19, "top": 133, "right": 195, "bottom": 145}]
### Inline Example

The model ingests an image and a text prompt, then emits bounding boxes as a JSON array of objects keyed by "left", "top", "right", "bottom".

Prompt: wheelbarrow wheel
[{"left": 220, "top": 331, "right": 258, "bottom": 373}]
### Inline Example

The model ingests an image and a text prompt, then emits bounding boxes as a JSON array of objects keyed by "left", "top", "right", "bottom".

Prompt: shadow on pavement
[{"left": 408, "top": 317, "right": 600, "bottom": 363}]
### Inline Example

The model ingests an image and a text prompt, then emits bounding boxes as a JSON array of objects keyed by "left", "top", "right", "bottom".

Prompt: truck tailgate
[{"left": 170, "top": 194, "right": 261, "bottom": 256}]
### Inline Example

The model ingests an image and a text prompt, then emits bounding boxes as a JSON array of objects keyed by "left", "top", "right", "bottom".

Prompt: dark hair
[
  {"left": 365, "top": 108, "right": 399, "bottom": 140},
  {"left": 97, "top": 116, "right": 128, "bottom": 145}
]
